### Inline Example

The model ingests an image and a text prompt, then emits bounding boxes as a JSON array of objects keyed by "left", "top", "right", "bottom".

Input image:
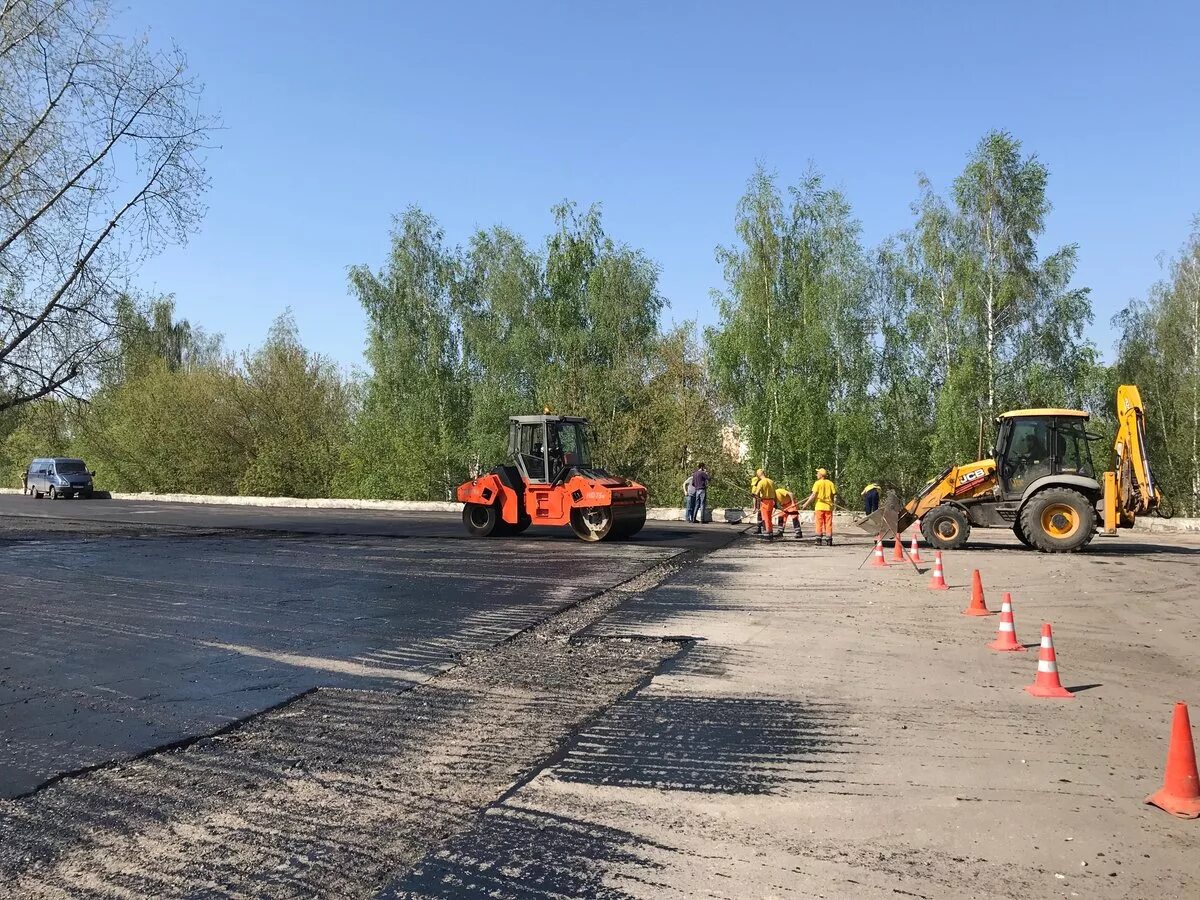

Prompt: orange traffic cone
[
  {"left": 892, "top": 533, "right": 905, "bottom": 562},
  {"left": 1024, "top": 624, "right": 1074, "bottom": 699},
  {"left": 1145, "top": 702, "right": 1200, "bottom": 819},
  {"left": 909, "top": 532, "right": 923, "bottom": 564},
  {"left": 962, "top": 569, "right": 993, "bottom": 616},
  {"left": 870, "top": 536, "right": 889, "bottom": 568},
  {"left": 988, "top": 592, "right": 1025, "bottom": 651},
  {"left": 928, "top": 550, "right": 948, "bottom": 590}
]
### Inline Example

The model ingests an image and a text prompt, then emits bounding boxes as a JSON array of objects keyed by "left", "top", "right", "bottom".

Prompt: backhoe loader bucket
[{"left": 856, "top": 492, "right": 916, "bottom": 536}]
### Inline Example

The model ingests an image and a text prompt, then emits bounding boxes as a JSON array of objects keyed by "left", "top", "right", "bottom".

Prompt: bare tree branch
[{"left": 0, "top": 0, "right": 214, "bottom": 411}]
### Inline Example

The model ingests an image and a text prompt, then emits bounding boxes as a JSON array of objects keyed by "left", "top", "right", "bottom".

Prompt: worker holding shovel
[
  {"left": 750, "top": 469, "right": 763, "bottom": 534},
  {"left": 775, "top": 486, "right": 804, "bottom": 539},
  {"left": 753, "top": 469, "right": 778, "bottom": 539}
]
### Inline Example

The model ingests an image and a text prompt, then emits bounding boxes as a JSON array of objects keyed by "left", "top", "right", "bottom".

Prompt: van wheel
[
  {"left": 462, "top": 503, "right": 500, "bottom": 537},
  {"left": 48, "top": 486, "right": 57, "bottom": 500}
]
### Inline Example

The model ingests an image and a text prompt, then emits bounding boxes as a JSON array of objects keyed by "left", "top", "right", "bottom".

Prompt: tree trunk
[
  {"left": 1190, "top": 260, "right": 1200, "bottom": 516},
  {"left": 940, "top": 279, "right": 952, "bottom": 384},
  {"left": 985, "top": 215, "right": 997, "bottom": 420}
]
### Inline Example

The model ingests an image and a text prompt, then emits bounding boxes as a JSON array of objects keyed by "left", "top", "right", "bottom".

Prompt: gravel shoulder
[{"left": 401, "top": 529, "right": 1200, "bottom": 899}]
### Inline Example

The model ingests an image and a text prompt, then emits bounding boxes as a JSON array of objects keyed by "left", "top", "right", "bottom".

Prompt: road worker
[
  {"left": 750, "top": 468, "right": 763, "bottom": 534},
  {"left": 800, "top": 467, "right": 838, "bottom": 546},
  {"left": 775, "top": 486, "right": 803, "bottom": 539},
  {"left": 861, "top": 481, "right": 880, "bottom": 515},
  {"left": 753, "top": 469, "right": 778, "bottom": 539}
]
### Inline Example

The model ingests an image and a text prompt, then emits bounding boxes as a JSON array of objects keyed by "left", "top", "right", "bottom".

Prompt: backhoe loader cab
[
  {"left": 457, "top": 414, "right": 648, "bottom": 542},
  {"left": 865, "top": 386, "right": 1161, "bottom": 553},
  {"left": 993, "top": 410, "right": 1098, "bottom": 497}
]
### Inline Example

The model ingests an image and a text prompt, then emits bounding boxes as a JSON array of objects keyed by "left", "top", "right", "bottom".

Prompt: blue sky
[{"left": 122, "top": 1, "right": 1199, "bottom": 370}]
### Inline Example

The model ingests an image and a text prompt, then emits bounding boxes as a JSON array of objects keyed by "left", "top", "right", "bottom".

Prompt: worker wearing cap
[
  {"left": 750, "top": 469, "right": 763, "bottom": 534},
  {"left": 861, "top": 481, "right": 880, "bottom": 515},
  {"left": 753, "top": 469, "right": 778, "bottom": 539},
  {"left": 800, "top": 467, "right": 838, "bottom": 546},
  {"left": 775, "top": 486, "right": 803, "bottom": 539}
]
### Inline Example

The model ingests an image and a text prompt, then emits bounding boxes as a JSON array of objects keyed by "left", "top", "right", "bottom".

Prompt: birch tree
[
  {"left": 340, "top": 209, "right": 467, "bottom": 499},
  {"left": 0, "top": 0, "right": 214, "bottom": 410},
  {"left": 710, "top": 166, "right": 873, "bottom": 492},
  {"left": 1114, "top": 221, "right": 1200, "bottom": 515},
  {"left": 953, "top": 131, "right": 1046, "bottom": 419}
]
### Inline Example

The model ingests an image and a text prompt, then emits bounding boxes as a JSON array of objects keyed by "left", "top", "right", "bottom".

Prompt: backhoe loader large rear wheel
[
  {"left": 1020, "top": 488, "right": 1096, "bottom": 553},
  {"left": 570, "top": 506, "right": 614, "bottom": 542},
  {"left": 921, "top": 505, "right": 970, "bottom": 550},
  {"left": 463, "top": 502, "right": 501, "bottom": 538}
]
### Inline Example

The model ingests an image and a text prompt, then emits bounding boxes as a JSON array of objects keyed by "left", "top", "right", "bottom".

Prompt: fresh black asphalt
[{"left": 0, "top": 494, "right": 735, "bottom": 797}]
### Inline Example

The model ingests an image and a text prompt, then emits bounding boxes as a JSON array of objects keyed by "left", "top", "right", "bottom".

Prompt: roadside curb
[{"left": 2, "top": 487, "right": 1195, "bottom": 534}]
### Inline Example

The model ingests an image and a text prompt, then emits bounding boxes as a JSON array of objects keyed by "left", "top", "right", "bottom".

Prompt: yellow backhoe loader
[{"left": 862, "top": 385, "right": 1163, "bottom": 553}]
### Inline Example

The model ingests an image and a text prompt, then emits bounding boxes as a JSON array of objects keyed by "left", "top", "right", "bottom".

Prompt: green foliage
[
  {"left": 0, "top": 401, "right": 76, "bottom": 486},
  {"left": 71, "top": 299, "right": 351, "bottom": 497},
  {"left": 10, "top": 129, "right": 1163, "bottom": 518},
  {"left": 709, "top": 166, "right": 876, "bottom": 497},
  {"left": 336, "top": 209, "right": 468, "bottom": 500},
  {"left": 1112, "top": 221, "right": 1200, "bottom": 515},
  {"left": 236, "top": 314, "right": 351, "bottom": 498},
  {"left": 76, "top": 360, "right": 245, "bottom": 494},
  {"left": 341, "top": 202, "right": 685, "bottom": 503},
  {"left": 710, "top": 133, "right": 1103, "bottom": 501}
]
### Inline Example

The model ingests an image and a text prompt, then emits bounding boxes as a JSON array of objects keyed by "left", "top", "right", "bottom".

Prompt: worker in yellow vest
[
  {"left": 750, "top": 469, "right": 763, "bottom": 534},
  {"left": 753, "top": 470, "right": 778, "bottom": 539},
  {"left": 800, "top": 467, "right": 838, "bottom": 546},
  {"left": 775, "top": 486, "right": 803, "bottom": 539},
  {"left": 861, "top": 481, "right": 881, "bottom": 515}
]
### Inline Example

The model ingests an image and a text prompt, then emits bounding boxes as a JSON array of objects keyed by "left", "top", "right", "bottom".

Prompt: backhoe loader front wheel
[
  {"left": 463, "top": 502, "right": 500, "bottom": 537},
  {"left": 1020, "top": 489, "right": 1096, "bottom": 553},
  {"left": 921, "top": 505, "right": 970, "bottom": 550},
  {"left": 570, "top": 506, "right": 614, "bottom": 542},
  {"left": 1013, "top": 517, "right": 1033, "bottom": 548}
]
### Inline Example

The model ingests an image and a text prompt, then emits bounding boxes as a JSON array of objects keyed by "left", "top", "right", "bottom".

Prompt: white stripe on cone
[
  {"left": 998, "top": 622, "right": 1014, "bottom": 632},
  {"left": 1038, "top": 660, "right": 1058, "bottom": 673}
]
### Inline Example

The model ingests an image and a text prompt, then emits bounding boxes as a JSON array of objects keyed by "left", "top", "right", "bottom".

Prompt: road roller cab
[{"left": 456, "top": 414, "right": 648, "bottom": 541}]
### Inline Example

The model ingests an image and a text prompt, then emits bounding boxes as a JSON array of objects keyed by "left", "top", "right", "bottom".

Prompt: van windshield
[{"left": 55, "top": 460, "right": 88, "bottom": 474}]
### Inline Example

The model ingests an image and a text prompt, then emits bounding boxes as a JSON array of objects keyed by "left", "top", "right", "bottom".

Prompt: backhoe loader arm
[{"left": 1102, "top": 385, "right": 1162, "bottom": 531}]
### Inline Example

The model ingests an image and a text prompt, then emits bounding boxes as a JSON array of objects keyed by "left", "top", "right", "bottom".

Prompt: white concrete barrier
[{"left": 4, "top": 485, "right": 1198, "bottom": 534}]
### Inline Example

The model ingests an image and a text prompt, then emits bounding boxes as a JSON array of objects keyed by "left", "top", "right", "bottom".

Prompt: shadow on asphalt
[
  {"left": 379, "top": 804, "right": 668, "bottom": 899},
  {"left": 939, "top": 539, "right": 1200, "bottom": 556},
  {"left": 550, "top": 694, "right": 849, "bottom": 796}
]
